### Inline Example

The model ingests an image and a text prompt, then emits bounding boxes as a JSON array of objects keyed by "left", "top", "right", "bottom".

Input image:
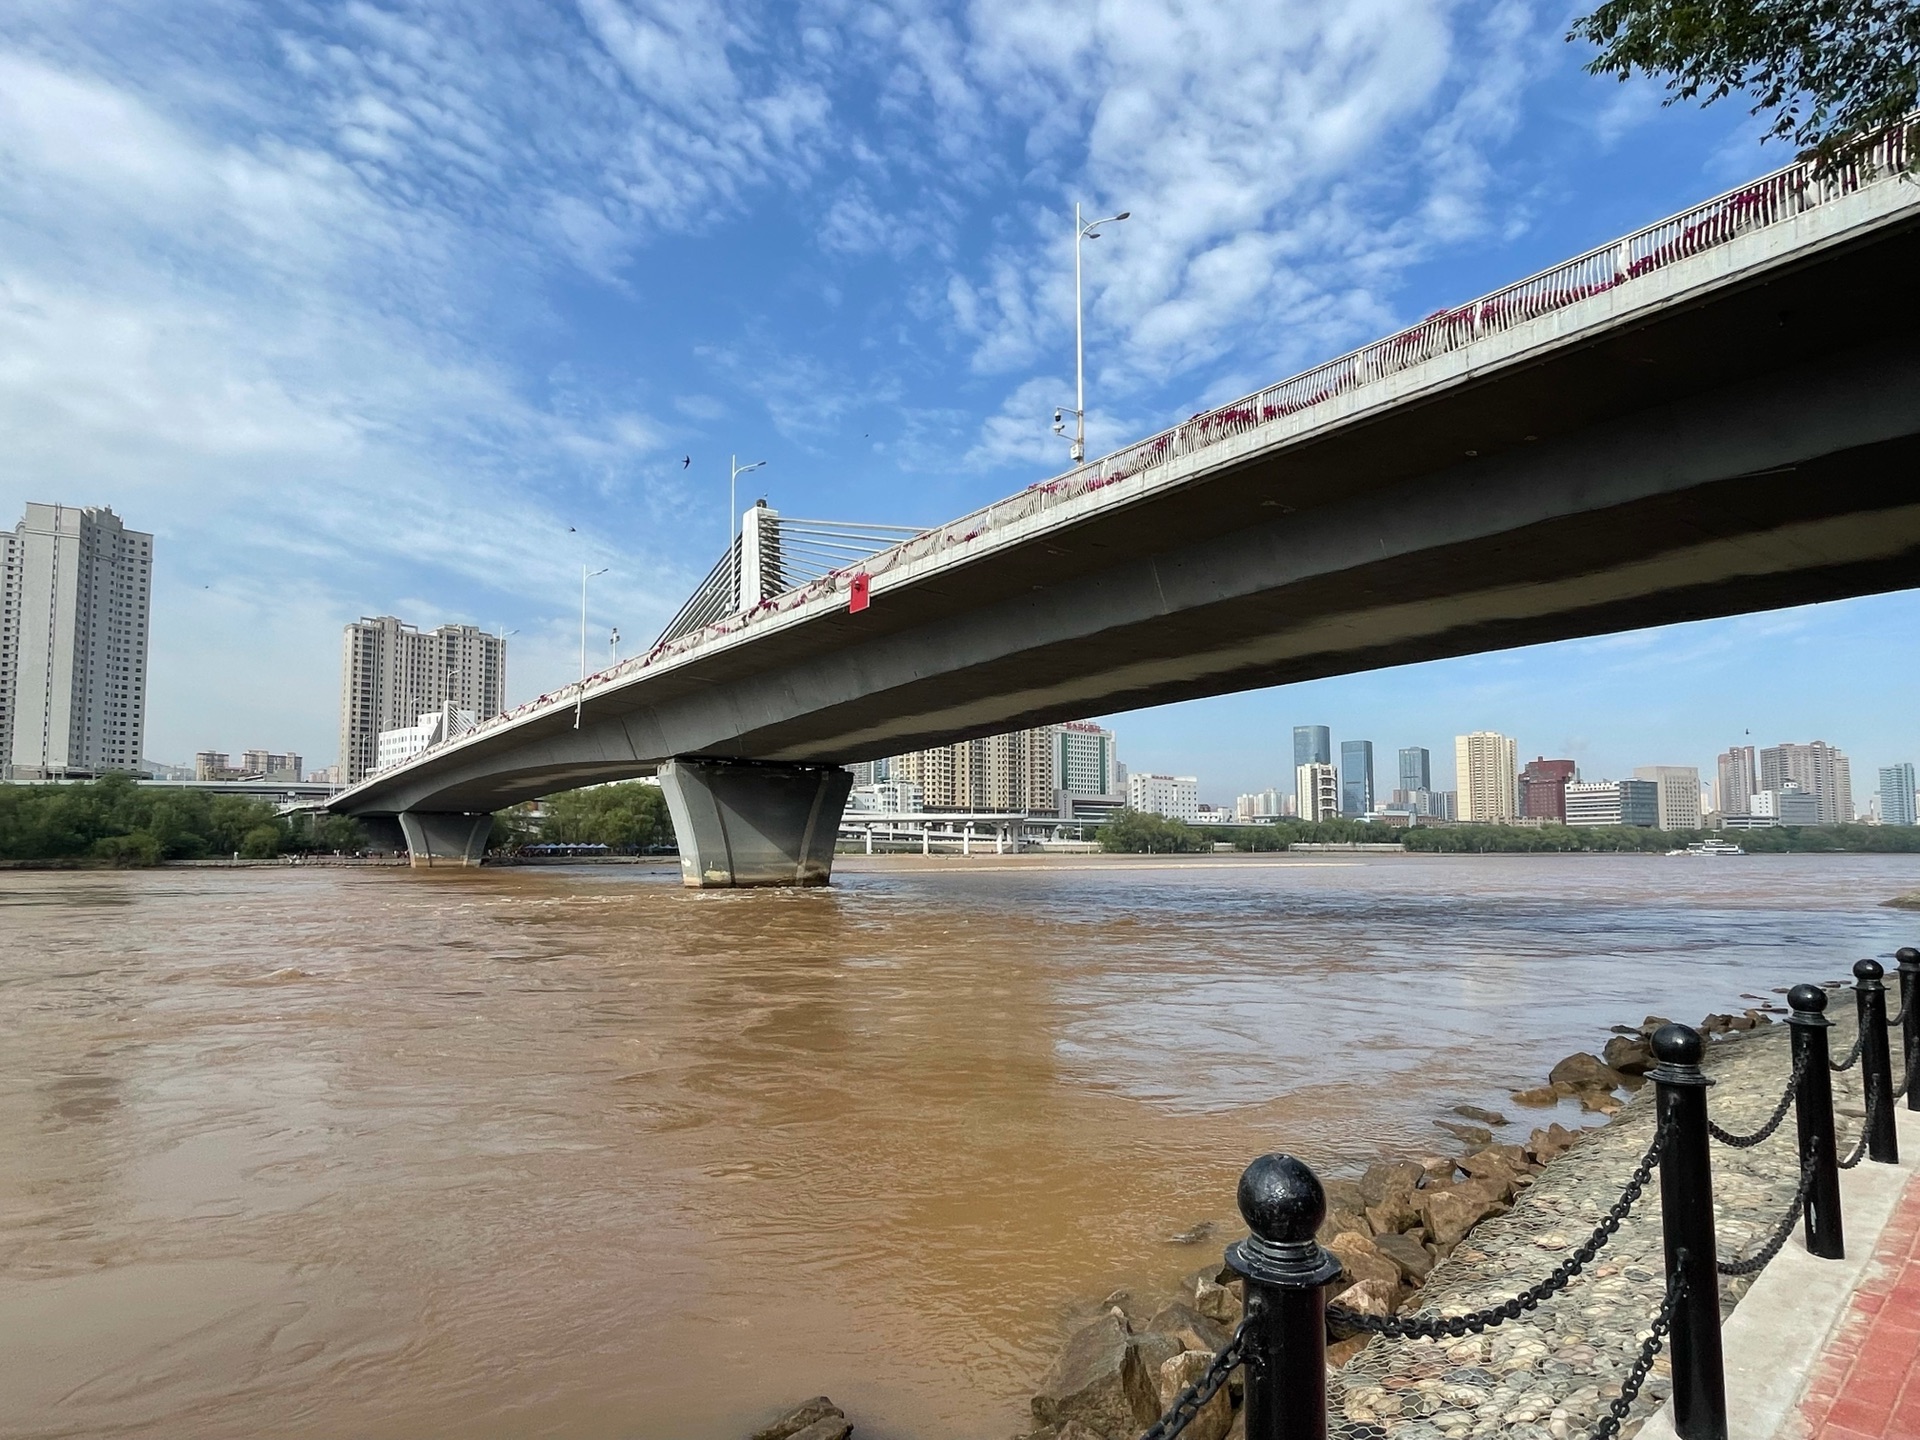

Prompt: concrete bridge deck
[{"left": 330, "top": 127, "right": 1920, "bottom": 879}]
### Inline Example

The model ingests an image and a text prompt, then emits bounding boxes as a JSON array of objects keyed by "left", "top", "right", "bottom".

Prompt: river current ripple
[{"left": 2, "top": 853, "right": 1915, "bottom": 1438}]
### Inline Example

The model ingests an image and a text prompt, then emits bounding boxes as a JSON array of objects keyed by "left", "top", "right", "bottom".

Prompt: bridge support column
[
  {"left": 398, "top": 811, "right": 493, "bottom": 868},
  {"left": 658, "top": 759, "right": 852, "bottom": 888}
]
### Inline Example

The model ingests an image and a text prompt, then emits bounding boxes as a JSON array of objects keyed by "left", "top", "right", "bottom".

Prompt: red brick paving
[{"left": 1800, "top": 1167, "right": 1920, "bottom": 1439}]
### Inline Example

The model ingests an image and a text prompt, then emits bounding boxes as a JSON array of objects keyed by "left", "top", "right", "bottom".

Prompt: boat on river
[{"left": 1668, "top": 839, "right": 1746, "bottom": 856}]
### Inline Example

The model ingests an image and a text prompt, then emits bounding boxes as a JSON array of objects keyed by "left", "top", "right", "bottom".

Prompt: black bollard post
[
  {"left": 1789, "top": 984, "right": 1844, "bottom": 1260},
  {"left": 1224, "top": 1154, "right": 1343, "bottom": 1440},
  {"left": 1898, "top": 947, "right": 1920, "bottom": 1113},
  {"left": 1650, "top": 1023, "right": 1728, "bottom": 1440},
  {"left": 1855, "top": 959, "right": 1899, "bottom": 1164}
]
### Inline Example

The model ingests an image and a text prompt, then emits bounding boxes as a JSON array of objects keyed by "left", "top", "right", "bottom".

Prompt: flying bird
[{"left": 682, "top": 455, "right": 691, "bottom": 468}]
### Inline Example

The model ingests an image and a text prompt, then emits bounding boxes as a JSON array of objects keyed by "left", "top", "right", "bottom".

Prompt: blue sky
[{"left": 1, "top": 0, "right": 1914, "bottom": 802}]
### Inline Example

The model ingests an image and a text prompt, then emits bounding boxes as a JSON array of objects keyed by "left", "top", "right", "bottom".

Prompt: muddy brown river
[{"left": 4, "top": 852, "right": 1916, "bottom": 1438}]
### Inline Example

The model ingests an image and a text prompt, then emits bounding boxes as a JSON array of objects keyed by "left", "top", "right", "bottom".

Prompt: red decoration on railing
[{"left": 849, "top": 572, "right": 871, "bottom": 613}]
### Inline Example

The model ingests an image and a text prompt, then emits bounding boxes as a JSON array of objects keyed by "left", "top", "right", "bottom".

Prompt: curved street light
[
  {"left": 730, "top": 454, "right": 767, "bottom": 607},
  {"left": 1055, "top": 203, "right": 1129, "bottom": 464}
]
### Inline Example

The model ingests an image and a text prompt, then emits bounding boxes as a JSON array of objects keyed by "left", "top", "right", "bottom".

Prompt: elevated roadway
[{"left": 333, "top": 128, "right": 1920, "bottom": 882}]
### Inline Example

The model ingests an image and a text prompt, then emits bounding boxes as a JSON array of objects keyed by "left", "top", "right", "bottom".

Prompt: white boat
[{"left": 1668, "top": 839, "right": 1746, "bottom": 856}]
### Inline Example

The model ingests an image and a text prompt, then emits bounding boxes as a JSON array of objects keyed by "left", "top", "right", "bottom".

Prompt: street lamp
[
  {"left": 1055, "top": 202, "right": 1129, "bottom": 465},
  {"left": 577, "top": 565, "right": 607, "bottom": 729},
  {"left": 730, "top": 454, "right": 766, "bottom": 607},
  {"left": 610, "top": 627, "right": 621, "bottom": 664}
]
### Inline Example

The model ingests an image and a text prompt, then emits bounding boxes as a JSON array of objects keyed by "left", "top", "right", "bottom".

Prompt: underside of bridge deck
[{"left": 333, "top": 192, "right": 1920, "bottom": 886}]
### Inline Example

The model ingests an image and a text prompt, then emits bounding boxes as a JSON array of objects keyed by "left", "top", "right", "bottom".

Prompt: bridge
[{"left": 331, "top": 123, "right": 1920, "bottom": 884}]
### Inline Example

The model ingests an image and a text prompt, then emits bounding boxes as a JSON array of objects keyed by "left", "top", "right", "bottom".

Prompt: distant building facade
[
  {"left": 196, "top": 749, "right": 303, "bottom": 782},
  {"left": 1717, "top": 745, "right": 1758, "bottom": 817},
  {"left": 1127, "top": 772, "right": 1198, "bottom": 821},
  {"left": 1564, "top": 779, "right": 1658, "bottom": 828},
  {"left": 0, "top": 503, "right": 153, "bottom": 781},
  {"left": 1398, "top": 747, "right": 1431, "bottom": 795},
  {"left": 1880, "top": 763, "right": 1917, "bottom": 827},
  {"left": 1293, "top": 725, "right": 1331, "bottom": 769},
  {"left": 1053, "top": 722, "right": 1119, "bottom": 800},
  {"left": 1296, "top": 762, "right": 1340, "bottom": 822},
  {"left": 1519, "top": 757, "right": 1577, "bottom": 822},
  {"left": 375, "top": 705, "right": 476, "bottom": 774},
  {"left": 1758, "top": 741, "right": 1853, "bottom": 825},
  {"left": 1340, "top": 739, "right": 1375, "bottom": 817},
  {"left": 1633, "top": 766, "right": 1702, "bottom": 831},
  {"left": 1454, "top": 731, "right": 1517, "bottom": 823},
  {"left": 1236, "top": 788, "right": 1285, "bottom": 821},
  {"left": 339, "top": 616, "right": 506, "bottom": 785}
]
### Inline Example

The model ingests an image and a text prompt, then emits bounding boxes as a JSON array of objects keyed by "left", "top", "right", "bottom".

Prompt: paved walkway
[{"left": 1797, "top": 1162, "right": 1920, "bottom": 1440}]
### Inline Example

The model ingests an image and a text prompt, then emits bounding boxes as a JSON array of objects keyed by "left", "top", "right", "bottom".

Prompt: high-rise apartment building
[
  {"left": 1565, "top": 778, "right": 1658, "bottom": 827},
  {"left": 0, "top": 504, "right": 153, "bottom": 780},
  {"left": 1296, "top": 762, "right": 1340, "bottom": 822},
  {"left": 1340, "top": 739, "right": 1375, "bottom": 817},
  {"left": 1398, "top": 747, "right": 1431, "bottom": 795},
  {"left": 339, "top": 616, "right": 506, "bottom": 784},
  {"left": 1716, "top": 745, "right": 1758, "bottom": 816},
  {"left": 1633, "top": 766, "right": 1703, "bottom": 831},
  {"left": 1127, "top": 772, "right": 1198, "bottom": 821},
  {"left": 1759, "top": 741, "right": 1853, "bottom": 825},
  {"left": 1454, "top": 731, "right": 1517, "bottom": 823},
  {"left": 890, "top": 726, "right": 1059, "bottom": 811},
  {"left": 1293, "top": 725, "right": 1331, "bottom": 769},
  {"left": 1236, "top": 787, "right": 1285, "bottom": 821},
  {"left": 1519, "top": 757, "right": 1577, "bottom": 822},
  {"left": 1880, "top": 764, "right": 1917, "bottom": 827}
]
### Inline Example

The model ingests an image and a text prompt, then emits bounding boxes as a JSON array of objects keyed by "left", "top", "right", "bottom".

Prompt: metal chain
[
  {"left": 1135, "top": 1321, "right": 1245, "bottom": 1440},
  {"left": 1584, "top": 1271, "right": 1686, "bottom": 1440},
  {"left": 1888, "top": 999, "right": 1909, "bottom": 1028},
  {"left": 1718, "top": 1161, "right": 1815, "bottom": 1275},
  {"left": 1328, "top": 1121, "right": 1667, "bottom": 1339},
  {"left": 1831, "top": 1032, "right": 1863, "bottom": 1072},
  {"left": 1839, "top": 1080, "right": 1880, "bottom": 1170},
  {"left": 1709, "top": 1043, "right": 1811, "bottom": 1148}
]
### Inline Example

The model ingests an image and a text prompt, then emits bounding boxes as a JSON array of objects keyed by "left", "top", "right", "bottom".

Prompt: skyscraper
[
  {"left": 1758, "top": 742, "right": 1854, "bottom": 824},
  {"left": 1293, "top": 725, "right": 1330, "bottom": 769},
  {"left": 0, "top": 503, "right": 153, "bottom": 780},
  {"left": 1716, "top": 745, "right": 1758, "bottom": 815},
  {"left": 1880, "top": 764, "right": 1917, "bottom": 827},
  {"left": 1398, "top": 747, "right": 1431, "bottom": 794},
  {"left": 1454, "top": 731, "right": 1518, "bottom": 823},
  {"left": 1340, "top": 739, "right": 1375, "bottom": 817},
  {"left": 890, "top": 725, "right": 1061, "bottom": 811},
  {"left": 1053, "top": 722, "right": 1119, "bottom": 798},
  {"left": 339, "top": 616, "right": 506, "bottom": 784}
]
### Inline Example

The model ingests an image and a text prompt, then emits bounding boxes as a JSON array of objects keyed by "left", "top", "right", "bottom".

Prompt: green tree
[
  {"left": 1571, "top": 1, "right": 1920, "bottom": 163},
  {"left": 538, "top": 782, "right": 676, "bottom": 851},
  {"left": 1098, "top": 808, "right": 1210, "bottom": 854}
]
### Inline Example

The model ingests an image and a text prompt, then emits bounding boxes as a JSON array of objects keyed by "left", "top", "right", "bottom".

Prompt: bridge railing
[{"left": 372, "top": 117, "right": 1914, "bottom": 778}]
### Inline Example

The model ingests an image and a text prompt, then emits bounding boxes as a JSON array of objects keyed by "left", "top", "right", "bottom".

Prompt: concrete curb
[{"left": 1638, "top": 1108, "right": 1919, "bottom": 1440}]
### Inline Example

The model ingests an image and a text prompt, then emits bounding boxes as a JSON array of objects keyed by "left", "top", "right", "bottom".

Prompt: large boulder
[
  {"left": 1417, "top": 1178, "right": 1508, "bottom": 1248},
  {"left": 1526, "top": 1123, "right": 1582, "bottom": 1164},
  {"left": 1157, "top": 1351, "right": 1233, "bottom": 1440},
  {"left": 1193, "top": 1275, "right": 1243, "bottom": 1325},
  {"left": 1032, "top": 1314, "right": 1155, "bottom": 1436},
  {"left": 1549, "top": 1052, "right": 1631, "bottom": 1091},
  {"left": 1509, "top": 1085, "right": 1559, "bottom": 1107},
  {"left": 1359, "top": 1161, "right": 1425, "bottom": 1208},
  {"left": 1365, "top": 1194, "right": 1421, "bottom": 1236},
  {"left": 1432, "top": 1120, "right": 1493, "bottom": 1147},
  {"left": 750, "top": 1399, "right": 847, "bottom": 1440},
  {"left": 1145, "top": 1302, "right": 1230, "bottom": 1356},
  {"left": 1327, "top": 1277, "right": 1399, "bottom": 1337},
  {"left": 1326, "top": 1231, "right": 1402, "bottom": 1289},
  {"left": 1602, "top": 1034, "right": 1654, "bottom": 1075},
  {"left": 786, "top": 1421, "right": 852, "bottom": 1440},
  {"left": 1369, "top": 1230, "right": 1436, "bottom": 1284}
]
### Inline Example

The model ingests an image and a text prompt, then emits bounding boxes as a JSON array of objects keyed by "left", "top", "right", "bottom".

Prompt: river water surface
[{"left": 4, "top": 852, "right": 1917, "bottom": 1438}]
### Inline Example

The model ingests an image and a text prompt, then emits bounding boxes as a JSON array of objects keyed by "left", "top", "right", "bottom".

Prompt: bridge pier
[
  {"left": 657, "top": 758, "right": 851, "bottom": 888},
  {"left": 397, "top": 811, "right": 493, "bottom": 867}
]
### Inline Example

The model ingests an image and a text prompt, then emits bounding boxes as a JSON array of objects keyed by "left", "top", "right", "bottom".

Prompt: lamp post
[
  {"left": 730, "top": 455, "right": 766, "bottom": 608},
  {"left": 1055, "top": 202, "right": 1129, "bottom": 464},
  {"left": 610, "top": 627, "right": 621, "bottom": 665},
  {"left": 577, "top": 566, "right": 607, "bottom": 729}
]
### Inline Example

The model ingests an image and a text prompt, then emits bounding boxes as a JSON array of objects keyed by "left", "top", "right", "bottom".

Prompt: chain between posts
[
  {"left": 1830, "top": 1032, "right": 1864, "bottom": 1072},
  {"left": 1839, "top": 1080, "right": 1882, "bottom": 1171},
  {"left": 1584, "top": 1270, "right": 1686, "bottom": 1440},
  {"left": 1717, "top": 1161, "right": 1815, "bottom": 1275},
  {"left": 1709, "top": 1043, "right": 1811, "bottom": 1148},
  {"left": 1327, "top": 1121, "right": 1668, "bottom": 1339},
  {"left": 1135, "top": 1321, "right": 1246, "bottom": 1440}
]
